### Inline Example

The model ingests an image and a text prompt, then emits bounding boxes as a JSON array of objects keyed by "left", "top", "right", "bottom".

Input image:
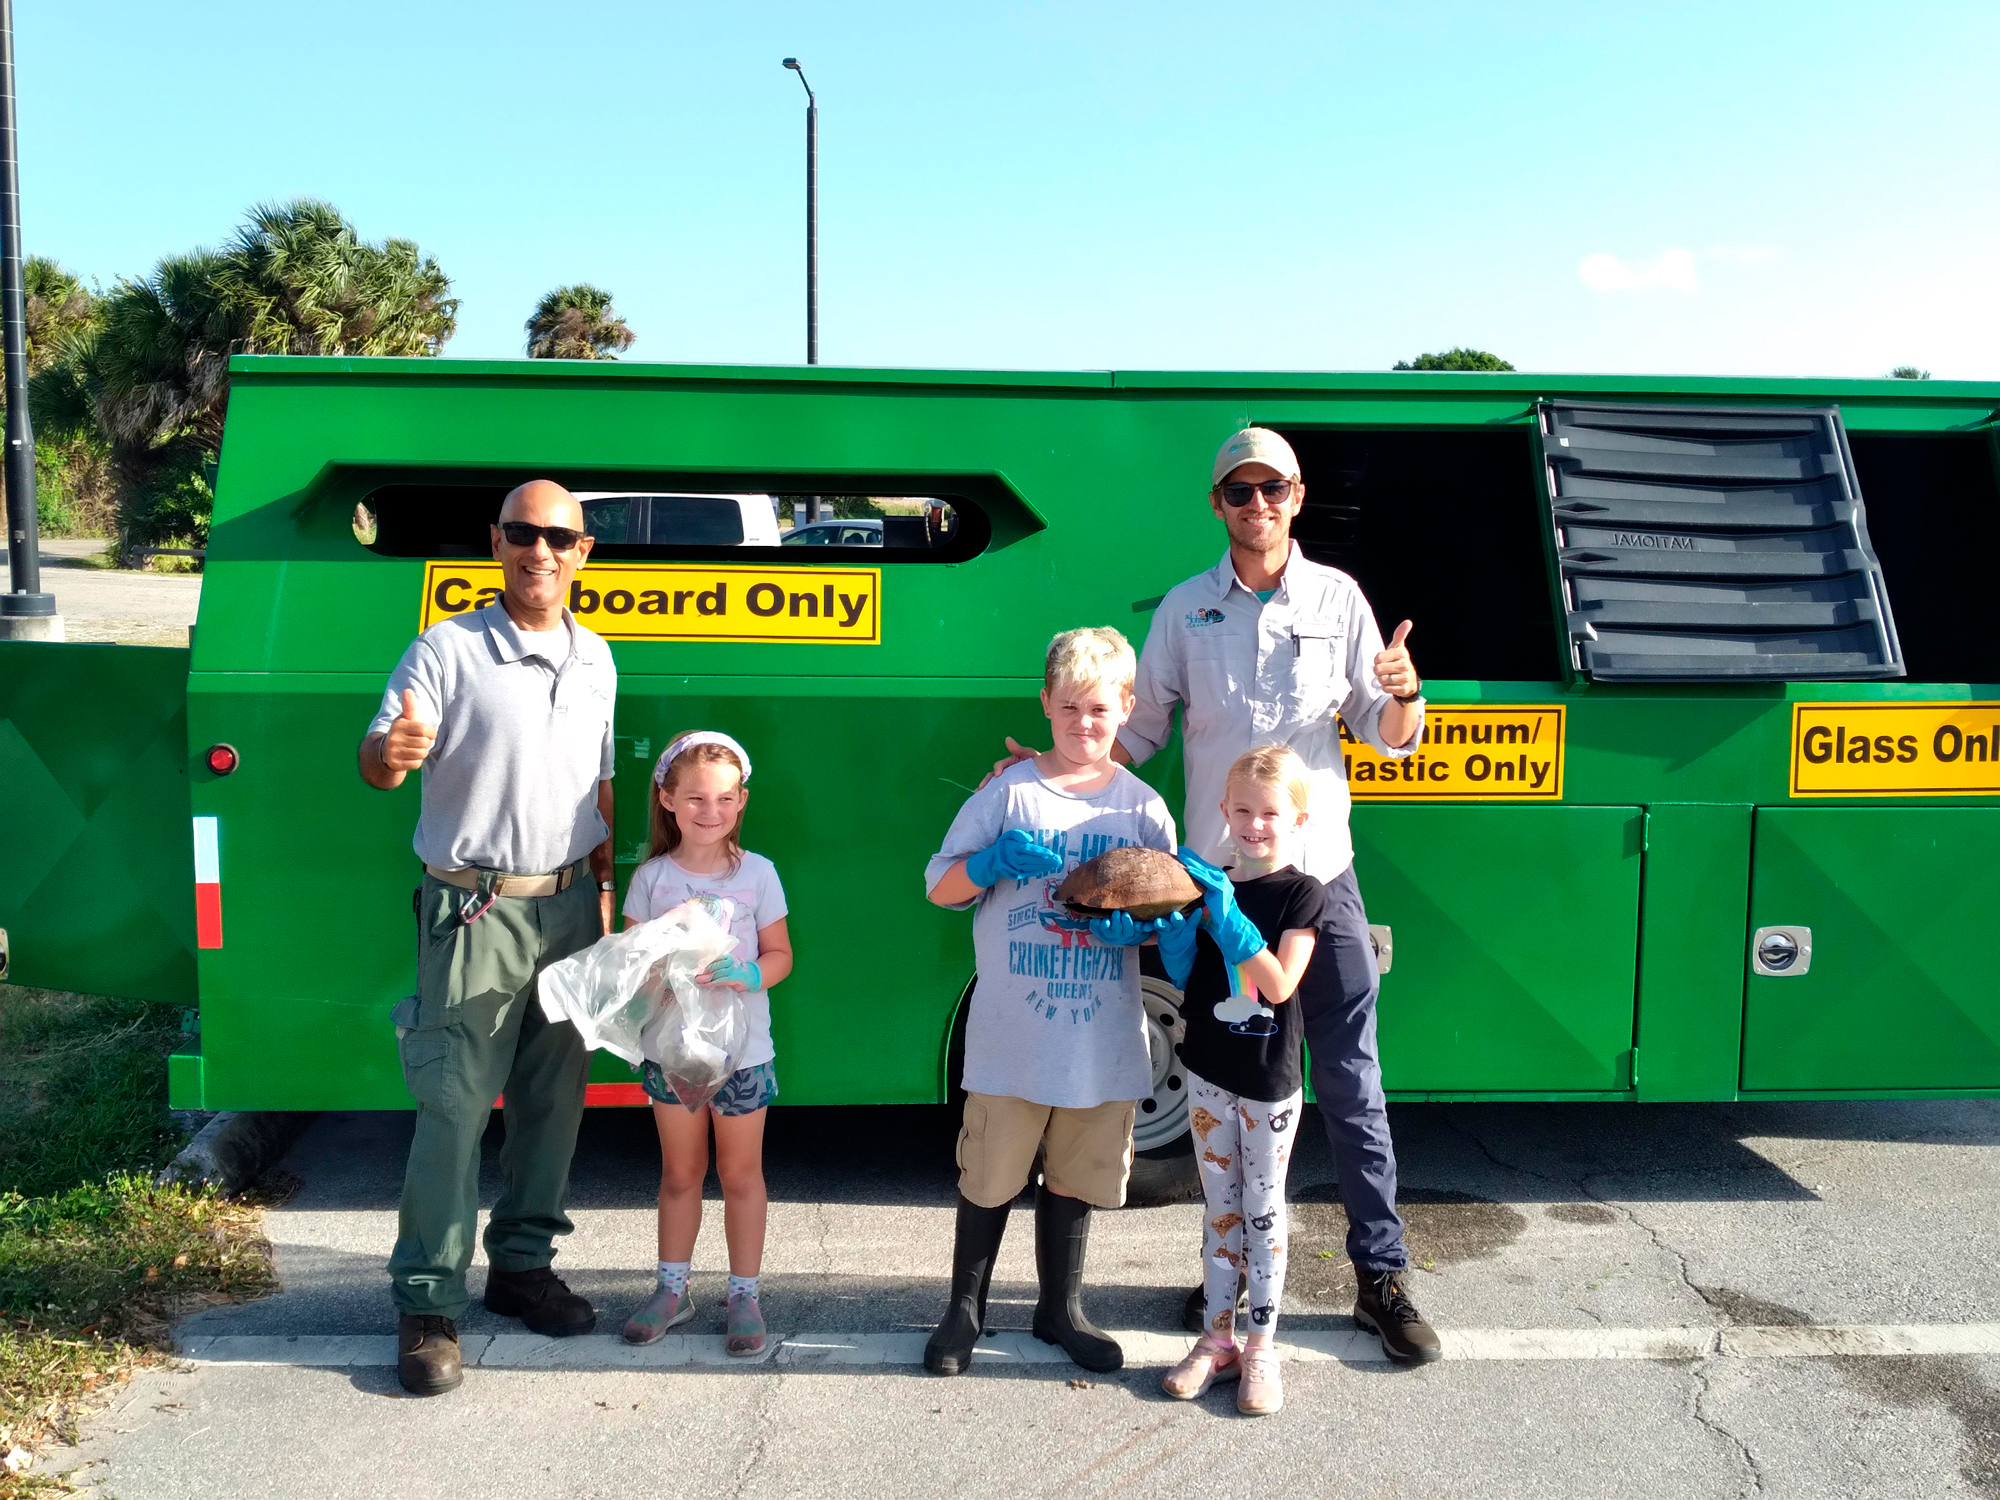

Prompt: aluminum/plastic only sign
[
  {"left": 1343, "top": 706, "right": 1566, "bottom": 800},
  {"left": 419, "top": 561, "right": 882, "bottom": 645}
]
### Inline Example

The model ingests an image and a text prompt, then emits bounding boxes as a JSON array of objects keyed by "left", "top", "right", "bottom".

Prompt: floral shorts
[{"left": 639, "top": 1059, "right": 779, "bottom": 1115}]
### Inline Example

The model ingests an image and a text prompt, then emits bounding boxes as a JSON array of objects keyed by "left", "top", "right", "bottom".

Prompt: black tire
[{"left": 1125, "top": 1133, "right": 1201, "bottom": 1207}]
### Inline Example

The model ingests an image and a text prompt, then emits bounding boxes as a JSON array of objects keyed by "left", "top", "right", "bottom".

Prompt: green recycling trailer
[{"left": 4, "top": 358, "right": 1997, "bottom": 1190}]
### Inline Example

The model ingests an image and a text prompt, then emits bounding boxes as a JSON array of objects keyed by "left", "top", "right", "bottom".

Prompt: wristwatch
[
  {"left": 1394, "top": 682, "right": 1424, "bottom": 704},
  {"left": 598, "top": 880, "right": 616, "bottom": 892}
]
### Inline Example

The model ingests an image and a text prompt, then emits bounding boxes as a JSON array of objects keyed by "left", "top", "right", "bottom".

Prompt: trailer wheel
[{"left": 1125, "top": 976, "right": 1200, "bottom": 1206}]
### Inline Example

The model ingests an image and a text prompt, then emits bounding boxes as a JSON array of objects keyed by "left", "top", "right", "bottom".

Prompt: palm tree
[
  {"left": 71, "top": 199, "right": 459, "bottom": 546},
  {"left": 525, "top": 285, "right": 635, "bottom": 360},
  {"left": 23, "top": 256, "right": 97, "bottom": 374}
]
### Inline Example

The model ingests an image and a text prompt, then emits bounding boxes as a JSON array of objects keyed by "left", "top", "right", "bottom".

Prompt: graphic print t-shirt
[
  {"left": 925, "top": 759, "right": 1177, "bottom": 1108},
  {"left": 624, "top": 851, "right": 788, "bottom": 1069},
  {"left": 1177, "top": 867, "right": 1326, "bottom": 1102}
]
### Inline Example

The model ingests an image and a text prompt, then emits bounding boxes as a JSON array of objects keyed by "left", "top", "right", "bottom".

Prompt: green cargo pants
[{"left": 387, "top": 870, "right": 601, "bottom": 1318}]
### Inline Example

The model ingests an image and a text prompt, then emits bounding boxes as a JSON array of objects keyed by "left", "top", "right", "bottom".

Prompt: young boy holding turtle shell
[{"left": 921, "top": 627, "right": 1177, "bottom": 1376}]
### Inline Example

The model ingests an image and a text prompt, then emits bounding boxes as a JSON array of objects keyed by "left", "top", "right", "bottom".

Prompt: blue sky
[{"left": 22, "top": 0, "right": 1998, "bottom": 377}]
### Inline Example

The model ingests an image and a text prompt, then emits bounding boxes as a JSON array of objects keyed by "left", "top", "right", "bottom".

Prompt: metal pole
[
  {"left": 0, "top": 0, "right": 54, "bottom": 635},
  {"left": 805, "top": 93, "right": 817, "bottom": 367},
  {"left": 783, "top": 59, "right": 817, "bottom": 367}
]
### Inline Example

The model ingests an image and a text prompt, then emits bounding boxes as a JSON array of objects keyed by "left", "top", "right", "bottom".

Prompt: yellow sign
[
  {"left": 1789, "top": 702, "right": 2000, "bottom": 797},
  {"left": 418, "top": 561, "right": 881, "bottom": 645},
  {"left": 1342, "top": 706, "right": 1565, "bottom": 800}
]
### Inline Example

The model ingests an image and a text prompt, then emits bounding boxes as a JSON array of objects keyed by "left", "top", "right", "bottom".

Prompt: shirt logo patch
[{"left": 1186, "top": 608, "right": 1226, "bottom": 628}]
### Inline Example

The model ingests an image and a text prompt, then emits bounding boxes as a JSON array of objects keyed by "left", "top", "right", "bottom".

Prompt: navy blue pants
[{"left": 1303, "top": 866, "right": 1408, "bottom": 1273}]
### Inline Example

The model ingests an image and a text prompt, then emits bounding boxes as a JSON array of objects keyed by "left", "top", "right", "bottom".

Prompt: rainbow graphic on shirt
[{"left": 1211, "top": 957, "right": 1277, "bottom": 1037}]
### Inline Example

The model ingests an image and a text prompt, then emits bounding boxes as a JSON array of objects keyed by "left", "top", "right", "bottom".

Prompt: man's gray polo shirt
[
  {"left": 368, "top": 602, "right": 617, "bottom": 875},
  {"left": 1119, "top": 544, "right": 1422, "bottom": 882}
]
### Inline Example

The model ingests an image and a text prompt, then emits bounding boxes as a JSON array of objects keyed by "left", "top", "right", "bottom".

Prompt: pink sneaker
[
  {"left": 1236, "top": 1341, "right": 1283, "bottom": 1415},
  {"left": 1162, "top": 1336, "right": 1240, "bottom": 1400}
]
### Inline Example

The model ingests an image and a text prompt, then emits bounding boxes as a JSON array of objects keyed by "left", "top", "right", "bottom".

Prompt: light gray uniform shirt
[
  {"left": 1119, "top": 544, "right": 1423, "bottom": 883},
  {"left": 368, "top": 602, "right": 617, "bottom": 875}
]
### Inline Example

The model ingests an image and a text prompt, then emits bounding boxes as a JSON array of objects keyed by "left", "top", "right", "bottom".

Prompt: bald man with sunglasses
[
  {"left": 991, "top": 428, "right": 1441, "bottom": 1363},
  {"left": 359, "top": 480, "right": 619, "bottom": 1396}
]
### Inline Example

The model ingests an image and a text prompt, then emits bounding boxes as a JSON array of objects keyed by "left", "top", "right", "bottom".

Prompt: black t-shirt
[{"left": 1175, "top": 867, "right": 1327, "bottom": 1102}]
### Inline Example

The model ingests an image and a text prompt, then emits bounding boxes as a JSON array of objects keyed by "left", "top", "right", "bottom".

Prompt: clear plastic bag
[
  {"left": 536, "top": 896, "right": 746, "bottom": 1100},
  {"left": 639, "top": 902, "right": 751, "bottom": 1114}
]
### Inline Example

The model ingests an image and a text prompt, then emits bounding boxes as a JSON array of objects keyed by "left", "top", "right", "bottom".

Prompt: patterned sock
[
  {"left": 727, "top": 1274, "right": 760, "bottom": 1302},
  {"left": 657, "top": 1260, "right": 689, "bottom": 1298}
]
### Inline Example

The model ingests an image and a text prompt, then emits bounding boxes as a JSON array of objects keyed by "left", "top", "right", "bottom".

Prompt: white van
[{"left": 575, "top": 492, "right": 781, "bottom": 548}]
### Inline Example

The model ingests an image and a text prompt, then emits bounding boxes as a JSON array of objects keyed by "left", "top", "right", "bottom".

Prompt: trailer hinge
[
  {"left": 1627, "top": 1046, "right": 1640, "bottom": 1088},
  {"left": 1641, "top": 810, "right": 1651, "bottom": 853}
]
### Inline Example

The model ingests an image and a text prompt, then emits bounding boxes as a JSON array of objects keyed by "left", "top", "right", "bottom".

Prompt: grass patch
[{"left": 0, "top": 987, "right": 275, "bottom": 1492}]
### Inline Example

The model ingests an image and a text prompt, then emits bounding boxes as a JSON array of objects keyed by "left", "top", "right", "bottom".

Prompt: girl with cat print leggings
[{"left": 1158, "top": 746, "right": 1327, "bottom": 1415}]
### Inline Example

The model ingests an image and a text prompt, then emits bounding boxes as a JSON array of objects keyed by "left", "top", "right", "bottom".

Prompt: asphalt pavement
[
  {"left": 0, "top": 538, "right": 199, "bottom": 646},
  {"left": 44, "top": 1097, "right": 2000, "bottom": 1499}
]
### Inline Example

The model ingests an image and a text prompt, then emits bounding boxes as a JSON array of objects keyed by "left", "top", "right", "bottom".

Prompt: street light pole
[
  {"left": 782, "top": 58, "right": 816, "bottom": 367},
  {"left": 0, "top": 0, "right": 57, "bottom": 640}
]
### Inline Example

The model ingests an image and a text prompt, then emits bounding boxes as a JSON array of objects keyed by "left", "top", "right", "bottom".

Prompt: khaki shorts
[{"left": 956, "top": 1092, "right": 1137, "bottom": 1210}]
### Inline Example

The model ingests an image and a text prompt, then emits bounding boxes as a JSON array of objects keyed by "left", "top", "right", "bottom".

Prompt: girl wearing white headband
[{"left": 618, "top": 729, "right": 793, "bottom": 1359}]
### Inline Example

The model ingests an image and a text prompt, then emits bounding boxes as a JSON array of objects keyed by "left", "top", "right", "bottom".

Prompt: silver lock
[
  {"left": 1751, "top": 925, "right": 1812, "bottom": 977},
  {"left": 0, "top": 926, "right": 8, "bottom": 982},
  {"left": 1367, "top": 924, "right": 1393, "bottom": 974}
]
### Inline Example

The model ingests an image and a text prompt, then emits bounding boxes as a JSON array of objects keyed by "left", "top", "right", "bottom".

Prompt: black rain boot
[
  {"left": 1030, "top": 1184, "right": 1122, "bottom": 1372},
  {"left": 924, "top": 1195, "right": 1011, "bottom": 1376}
]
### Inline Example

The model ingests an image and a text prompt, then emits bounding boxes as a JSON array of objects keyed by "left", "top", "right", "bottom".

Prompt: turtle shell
[{"left": 1054, "top": 846, "right": 1202, "bottom": 922}]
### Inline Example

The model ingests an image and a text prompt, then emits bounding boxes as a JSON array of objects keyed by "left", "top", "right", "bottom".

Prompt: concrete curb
[{"left": 158, "top": 1111, "right": 317, "bottom": 1196}]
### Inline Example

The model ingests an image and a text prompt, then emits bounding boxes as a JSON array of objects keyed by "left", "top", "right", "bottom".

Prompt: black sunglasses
[
  {"left": 1218, "top": 478, "right": 1297, "bottom": 507},
  {"left": 498, "top": 521, "right": 586, "bottom": 551}
]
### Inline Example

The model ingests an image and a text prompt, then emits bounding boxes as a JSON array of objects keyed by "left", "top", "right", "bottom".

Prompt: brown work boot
[
  {"left": 397, "top": 1314, "right": 463, "bottom": 1396},
  {"left": 484, "top": 1265, "right": 596, "bottom": 1336},
  {"left": 1353, "top": 1268, "right": 1443, "bottom": 1364}
]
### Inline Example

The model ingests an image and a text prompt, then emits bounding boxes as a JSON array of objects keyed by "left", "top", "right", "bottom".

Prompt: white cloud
[{"left": 1579, "top": 248, "right": 1699, "bottom": 294}]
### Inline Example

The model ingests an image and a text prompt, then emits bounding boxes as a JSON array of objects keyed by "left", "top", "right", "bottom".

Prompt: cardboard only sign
[
  {"left": 1789, "top": 702, "right": 2000, "bottom": 797},
  {"left": 420, "top": 561, "right": 881, "bottom": 645},
  {"left": 1341, "top": 706, "right": 1566, "bottom": 800}
]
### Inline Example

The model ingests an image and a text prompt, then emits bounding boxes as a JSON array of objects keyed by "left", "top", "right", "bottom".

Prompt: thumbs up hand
[
  {"left": 381, "top": 688, "right": 438, "bottom": 772},
  {"left": 1372, "top": 619, "right": 1420, "bottom": 699}
]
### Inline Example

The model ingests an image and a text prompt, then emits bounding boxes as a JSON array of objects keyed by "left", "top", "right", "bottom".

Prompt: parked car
[
  {"left": 577, "top": 491, "right": 781, "bottom": 547},
  {"left": 784, "top": 519, "right": 883, "bottom": 546}
]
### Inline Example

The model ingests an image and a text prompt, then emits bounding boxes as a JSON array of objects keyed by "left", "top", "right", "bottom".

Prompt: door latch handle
[
  {"left": 1368, "top": 924, "right": 1393, "bottom": 975},
  {"left": 1752, "top": 926, "right": 1812, "bottom": 977}
]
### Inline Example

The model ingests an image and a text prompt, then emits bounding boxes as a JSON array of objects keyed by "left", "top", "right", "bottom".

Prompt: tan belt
[{"left": 424, "top": 860, "right": 585, "bottom": 898}]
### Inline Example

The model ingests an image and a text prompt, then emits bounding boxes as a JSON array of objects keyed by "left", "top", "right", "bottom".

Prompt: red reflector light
[{"left": 205, "top": 743, "right": 239, "bottom": 776}]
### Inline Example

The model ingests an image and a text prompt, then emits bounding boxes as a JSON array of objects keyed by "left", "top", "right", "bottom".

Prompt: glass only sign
[
  {"left": 1341, "top": 706, "right": 1565, "bottom": 800},
  {"left": 1789, "top": 702, "right": 2000, "bottom": 797},
  {"left": 419, "top": 561, "right": 881, "bottom": 644}
]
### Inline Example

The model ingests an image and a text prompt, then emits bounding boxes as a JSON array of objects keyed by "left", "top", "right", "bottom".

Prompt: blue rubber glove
[
  {"left": 1177, "top": 846, "right": 1267, "bottom": 967},
  {"left": 1087, "top": 910, "right": 1149, "bottom": 946},
  {"left": 1154, "top": 908, "right": 1199, "bottom": 989},
  {"left": 699, "top": 955, "right": 763, "bottom": 990},
  {"left": 964, "top": 828, "right": 1063, "bottom": 888}
]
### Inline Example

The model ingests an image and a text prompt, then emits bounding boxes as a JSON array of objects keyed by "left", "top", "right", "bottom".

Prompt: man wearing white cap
[{"left": 993, "top": 427, "right": 1441, "bottom": 1362}]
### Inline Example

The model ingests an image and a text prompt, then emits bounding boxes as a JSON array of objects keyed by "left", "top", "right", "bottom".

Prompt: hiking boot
[
  {"left": 622, "top": 1286, "right": 697, "bottom": 1345},
  {"left": 483, "top": 1265, "right": 596, "bottom": 1337},
  {"left": 1353, "top": 1268, "right": 1442, "bottom": 1364},
  {"left": 726, "top": 1291, "right": 767, "bottom": 1357},
  {"left": 1235, "top": 1340, "right": 1283, "bottom": 1415},
  {"left": 397, "top": 1314, "right": 462, "bottom": 1396},
  {"left": 1028, "top": 1185, "right": 1122, "bottom": 1373},
  {"left": 925, "top": 1195, "right": 1011, "bottom": 1376}
]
